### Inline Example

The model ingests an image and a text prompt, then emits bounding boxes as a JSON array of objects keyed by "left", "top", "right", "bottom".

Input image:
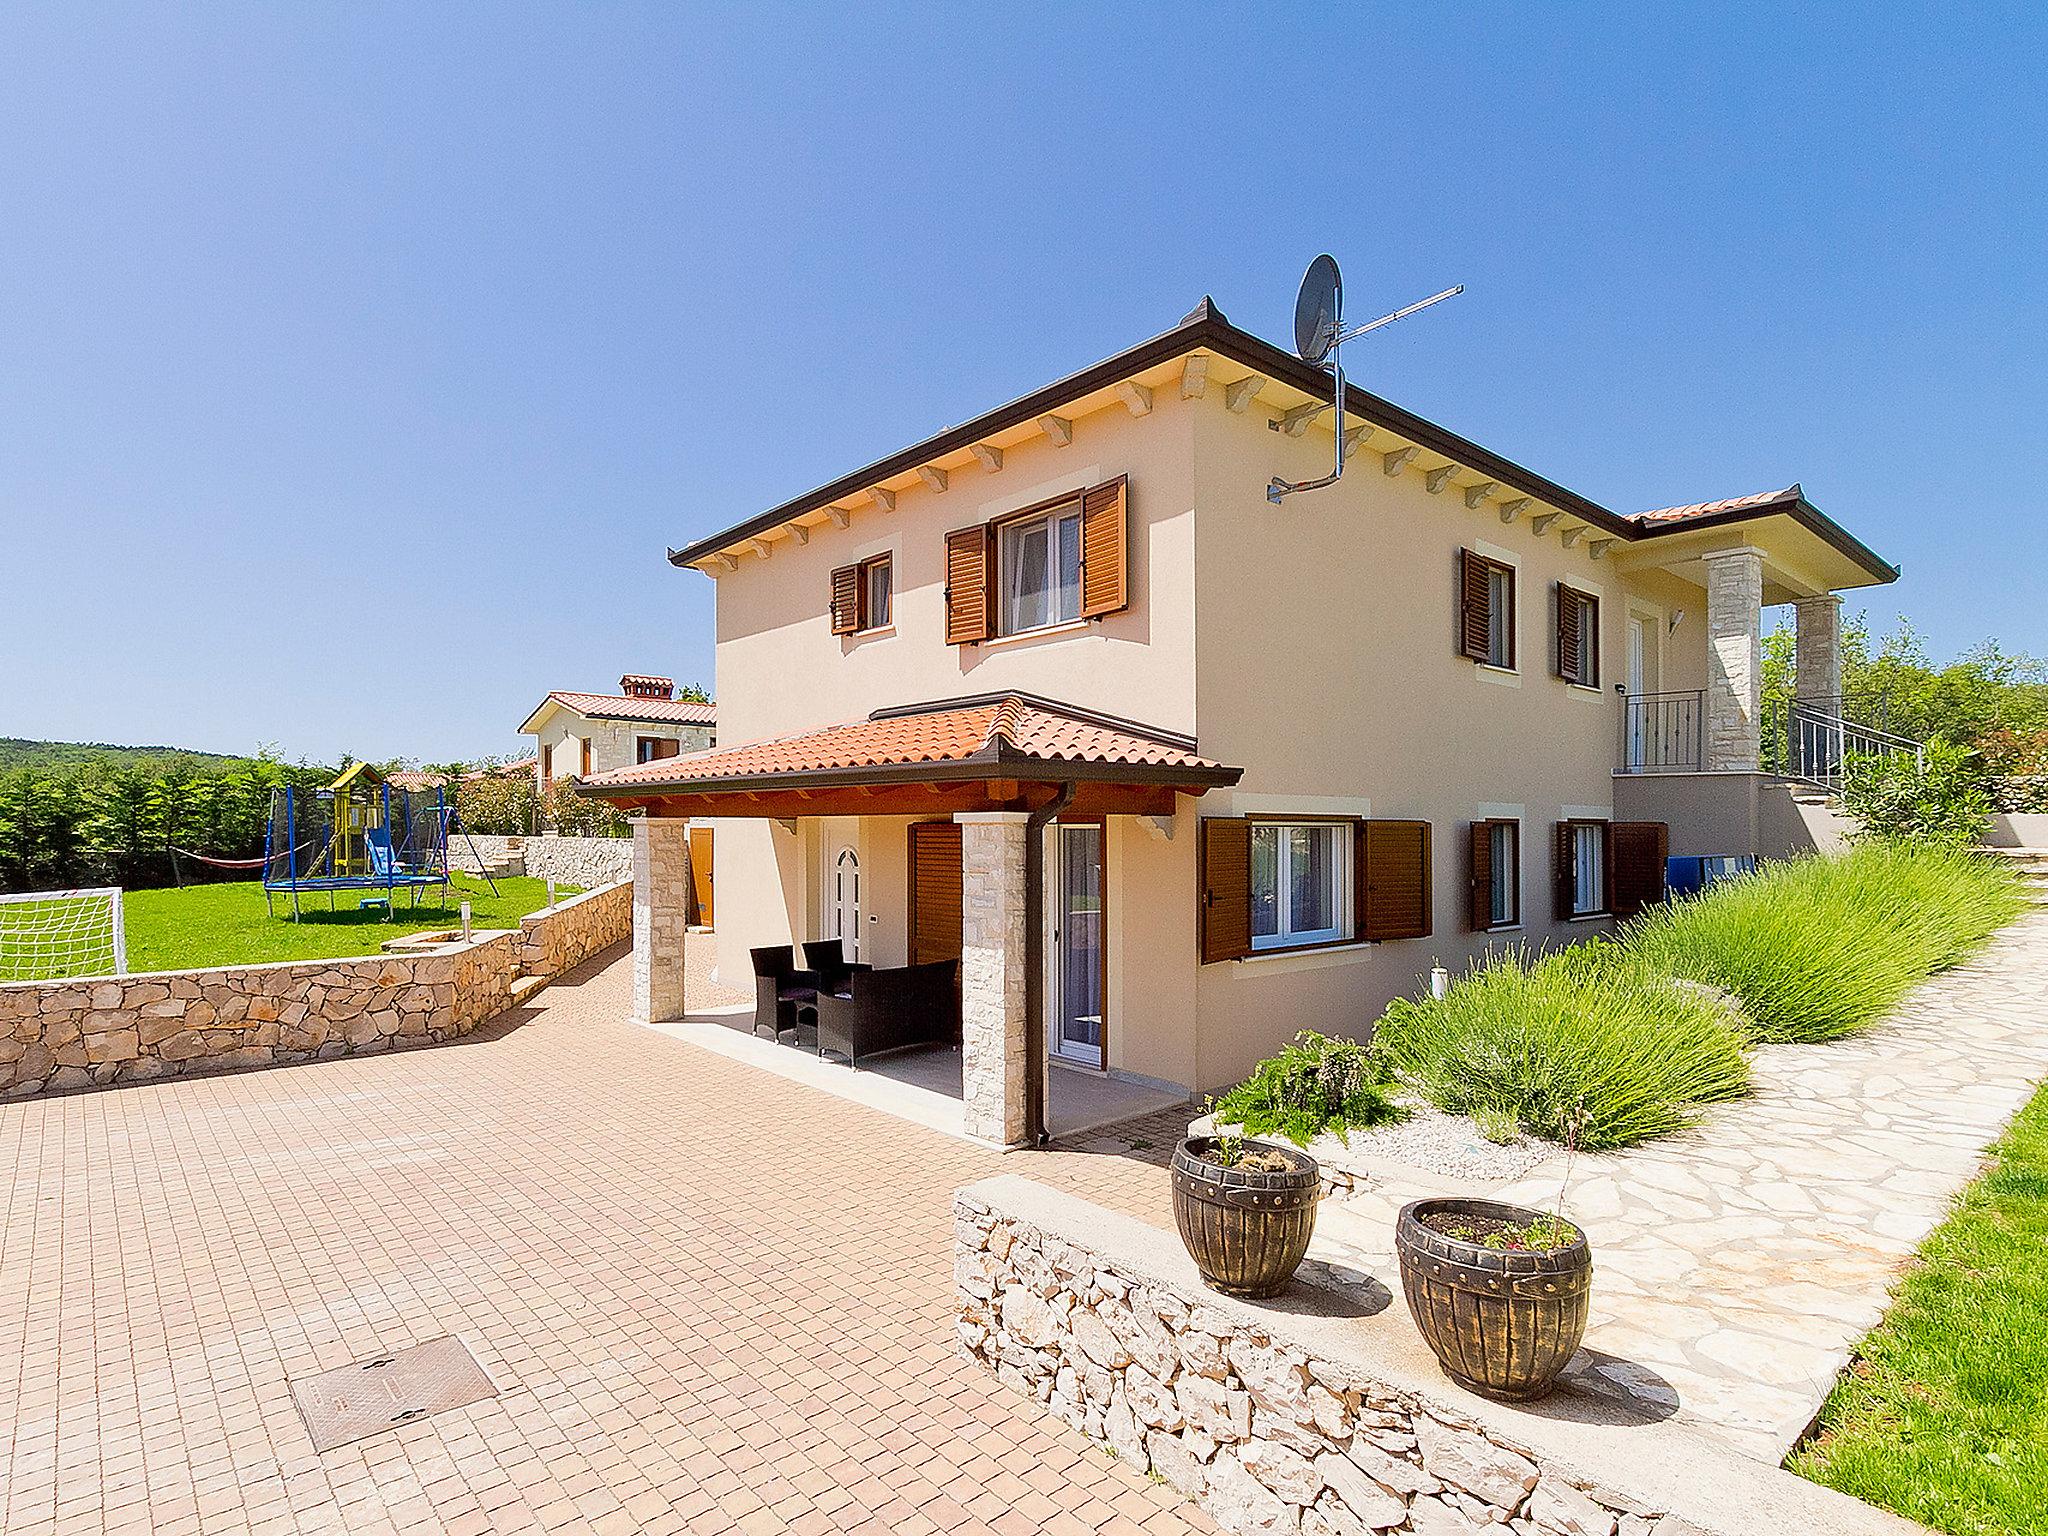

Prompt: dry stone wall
[
  {"left": 0, "top": 935, "right": 518, "bottom": 1098},
  {"left": 956, "top": 1179, "right": 1924, "bottom": 1536},
  {"left": 516, "top": 879, "right": 631, "bottom": 979},
  {"left": 451, "top": 833, "right": 634, "bottom": 888}
]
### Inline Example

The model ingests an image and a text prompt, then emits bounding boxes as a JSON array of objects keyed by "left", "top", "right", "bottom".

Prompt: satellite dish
[{"left": 1293, "top": 254, "right": 1342, "bottom": 363}]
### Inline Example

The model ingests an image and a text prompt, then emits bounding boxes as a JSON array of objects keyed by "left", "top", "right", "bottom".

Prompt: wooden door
[
  {"left": 907, "top": 821, "right": 963, "bottom": 967},
  {"left": 688, "top": 826, "right": 714, "bottom": 927}
]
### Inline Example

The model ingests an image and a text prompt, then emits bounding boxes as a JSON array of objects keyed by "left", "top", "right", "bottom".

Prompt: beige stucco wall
[{"left": 694, "top": 372, "right": 1792, "bottom": 1093}]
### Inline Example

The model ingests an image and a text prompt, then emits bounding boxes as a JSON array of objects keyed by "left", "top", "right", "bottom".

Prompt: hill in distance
[{"left": 0, "top": 738, "right": 254, "bottom": 770}]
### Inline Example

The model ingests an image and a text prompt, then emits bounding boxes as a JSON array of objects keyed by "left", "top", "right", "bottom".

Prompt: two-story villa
[
  {"left": 583, "top": 298, "right": 1898, "bottom": 1148},
  {"left": 521, "top": 675, "right": 717, "bottom": 792}
]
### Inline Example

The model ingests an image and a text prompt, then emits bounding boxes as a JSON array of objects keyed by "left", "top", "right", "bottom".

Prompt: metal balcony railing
[{"left": 1620, "top": 691, "right": 1703, "bottom": 774}]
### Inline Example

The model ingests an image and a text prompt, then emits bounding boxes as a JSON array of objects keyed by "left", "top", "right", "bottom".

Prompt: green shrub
[
  {"left": 1212, "top": 1031, "right": 1407, "bottom": 1146},
  {"left": 1373, "top": 943, "right": 1751, "bottom": 1150},
  {"left": 1626, "top": 844, "right": 2023, "bottom": 1043},
  {"left": 1840, "top": 738, "right": 1992, "bottom": 848}
]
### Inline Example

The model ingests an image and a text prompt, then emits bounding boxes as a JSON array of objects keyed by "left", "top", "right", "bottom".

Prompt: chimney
[{"left": 620, "top": 674, "right": 676, "bottom": 701}]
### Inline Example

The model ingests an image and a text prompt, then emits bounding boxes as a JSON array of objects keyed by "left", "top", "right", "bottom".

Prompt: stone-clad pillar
[
  {"left": 958, "top": 811, "right": 1031, "bottom": 1149},
  {"left": 632, "top": 817, "right": 691, "bottom": 1024},
  {"left": 1702, "top": 548, "right": 1764, "bottom": 772},
  {"left": 1794, "top": 594, "right": 1844, "bottom": 709}
]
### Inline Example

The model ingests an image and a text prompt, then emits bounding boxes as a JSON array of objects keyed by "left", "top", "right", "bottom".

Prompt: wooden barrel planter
[
  {"left": 1395, "top": 1197, "right": 1592, "bottom": 1402},
  {"left": 1171, "top": 1137, "right": 1320, "bottom": 1299}
]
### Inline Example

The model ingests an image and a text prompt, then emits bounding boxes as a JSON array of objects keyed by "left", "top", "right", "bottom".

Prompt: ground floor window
[
  {"left": 1249, "top": 821, "right": 1351, "bottom": 951},
  {"left": 1561, "top": 819, "right": 1609, "bottom": 917},
  {"left": 1488, "top": 820, "right": 1519, "bottom": 927}
]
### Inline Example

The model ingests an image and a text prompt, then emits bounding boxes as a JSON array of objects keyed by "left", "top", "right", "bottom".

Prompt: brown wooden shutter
[
  {"left": 908, "top": 821, "right": 964, "bottom": 967},
  {"left": 1554, "top": 822, "right": 1578, "bottom": 920},
  {"left": 1467, "top": 821, "right": 1494, "bottom": 932},
  {"left": 1582, "top": 591, "right": 1599, "bottom": 687},
  {"left": 1458, "top": 549, "right": 1491, "bottom": 660},
  {"left": 1198, "top": 818, "right": 1252, "bottom": 963},
  {"left": 1361, "top": 819, "right": 1432, "bottom": 941},
  {"left": 829, "top": 564, "right": 860, "bottom": 634},
  {"left": 944, "top": 524, "right": 994, "bottom": 644},
  {"left": 1555, "top": 583, "right": 1581, "bottom": 681},
  {"left": 1079, "top": 476, "right": 1129, "bottom": 618},
  {"left": 1610, "top": 821, "right": 1668, "bottom": 919}
]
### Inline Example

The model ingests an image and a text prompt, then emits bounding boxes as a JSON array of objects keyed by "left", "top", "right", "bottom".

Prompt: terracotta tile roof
[
  {"left": 582, "top": 694, "right": 1233, "bottom": 791},
  {"left": 1630, "top": 485, "right": 1802, "bottom": 526},
  {"left": 385, "top": 756, "right": 540, "bottom": 792},
  {"left": 537, "top": 692, "right": 717, "bottom": 727}
]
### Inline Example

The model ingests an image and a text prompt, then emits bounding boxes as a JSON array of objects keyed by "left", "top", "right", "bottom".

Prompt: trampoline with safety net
[{"left": 261, "top": 765, "right": 457, "bottom": 919}]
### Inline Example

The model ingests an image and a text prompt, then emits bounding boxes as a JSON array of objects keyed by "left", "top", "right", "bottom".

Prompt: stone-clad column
[
  {"left": 1794, "top": 594, "right": 1844, "bottom": 709},
  {"left": 958, "top": 811, "right": 1031, "bottom": 1148},
  {"left": 1702, "top": 548, "right": 1765, "bottom": 772},
  {"left": 632, "top": 817, "right": 691, "bottom": 1024}
]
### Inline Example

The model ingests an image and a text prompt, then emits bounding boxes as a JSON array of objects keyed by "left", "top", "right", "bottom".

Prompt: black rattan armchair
[
  {"left": 801, "top": 939, "right": 872, "bottom": 997},
  {"left": 750, "top": 945, "right": 819, "bottom": 1041}
]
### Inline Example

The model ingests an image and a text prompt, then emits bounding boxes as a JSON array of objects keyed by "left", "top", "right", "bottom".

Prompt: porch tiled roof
[
  {"left": 582, "top": 694, "right": 1231, "bottom": 791},
  {"left": 536, "top": 692, "right": 717, "bottom": 727},
  {"left": 1630, "top": 485, "right": 1802, "bottom": 526}
]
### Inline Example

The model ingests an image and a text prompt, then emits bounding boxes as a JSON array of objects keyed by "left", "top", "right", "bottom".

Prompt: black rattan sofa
[{"left": 812, "top": 960, "right": 958, "bottom": 1068}]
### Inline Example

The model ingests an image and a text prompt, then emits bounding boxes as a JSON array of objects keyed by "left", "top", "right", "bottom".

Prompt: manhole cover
[{"left": 290, "top": 1336, "right": 498, "bottom": 1452}]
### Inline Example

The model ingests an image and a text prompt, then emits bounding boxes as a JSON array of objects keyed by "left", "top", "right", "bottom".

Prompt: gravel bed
[{"left": 1321, "top": 1102, "right": 1557, "bottom": 1181}]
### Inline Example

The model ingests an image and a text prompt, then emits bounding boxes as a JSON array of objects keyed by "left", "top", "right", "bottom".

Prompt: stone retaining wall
[
  {"left": 516, "top": 879, "right": 631, "bottom": 979},
  {"left": 451, "top": 833, "right": 634, "bottom": 888},
  {"left": 955, "top": 1176, "right": 1924, "bottom": 1536},
  {"left": 1, "top": 935, "right": 519, "bottom": 1098}
]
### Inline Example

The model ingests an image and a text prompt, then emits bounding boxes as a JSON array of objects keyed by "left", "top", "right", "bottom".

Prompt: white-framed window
[
  {"left": 997, "top": 502, "right": 1083, "bottom": 635},
  {"left": 1249, "top": 821, "right": 1352, "bottom": 951},
  {"left": 1488, "top": 820, "right": 1519, "bottom": 928},
  {"left": 862, "top": 555, "right": 893, "bottom": 630},
  {"left": 1564, "top": 819, "right": 1608, "bottom": 917}
]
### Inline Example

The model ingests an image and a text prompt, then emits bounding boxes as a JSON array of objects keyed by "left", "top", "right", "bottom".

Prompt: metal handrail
[{"left": 1785, "top": 700, "right": 1925, "bottom": 791}]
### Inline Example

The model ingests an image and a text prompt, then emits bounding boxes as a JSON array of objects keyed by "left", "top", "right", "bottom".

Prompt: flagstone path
[{"left": 1312, "top": 910, "right": 2048, "bottom": 1462}]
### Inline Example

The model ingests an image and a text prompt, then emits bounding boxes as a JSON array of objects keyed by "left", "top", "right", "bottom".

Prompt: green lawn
[
  {"left": 123, "top": 875, "right": 579, "bottom": 972},
  {"left": 1790, "top": 1079, "right": 2048, "bottom": 1534}
]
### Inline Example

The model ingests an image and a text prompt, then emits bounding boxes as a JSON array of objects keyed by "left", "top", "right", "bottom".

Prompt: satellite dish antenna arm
[{"left": 1268, "top": 282, "right": 1464, "bottom": 504}]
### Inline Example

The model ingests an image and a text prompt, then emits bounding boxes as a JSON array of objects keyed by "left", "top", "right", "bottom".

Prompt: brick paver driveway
[{"left": 0, "top": 948, "right": 1210, "bottom": 1536}]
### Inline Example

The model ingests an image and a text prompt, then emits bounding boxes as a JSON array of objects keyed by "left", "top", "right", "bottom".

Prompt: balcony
[{"left": 1619, "top": 690, "right": 1703, "bottom": 774}]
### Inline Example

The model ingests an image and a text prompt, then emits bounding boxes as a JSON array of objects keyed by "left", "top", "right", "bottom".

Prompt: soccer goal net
[{"left": 0, "top": 887, "right": 128, "bottom": 983}]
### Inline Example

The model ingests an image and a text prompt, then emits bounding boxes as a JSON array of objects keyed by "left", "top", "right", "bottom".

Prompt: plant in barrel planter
[
  {"left": 1394, "top": 1177, "right": 1592, "bottom": 1401},
  {"left": 1171, "top": 1131, "right": 1320, "bottom": 1299}
]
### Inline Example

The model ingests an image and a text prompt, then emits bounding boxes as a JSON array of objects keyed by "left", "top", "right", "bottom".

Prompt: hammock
[{"left": 171, "top": 843, "right": 314, "bottom": 871}]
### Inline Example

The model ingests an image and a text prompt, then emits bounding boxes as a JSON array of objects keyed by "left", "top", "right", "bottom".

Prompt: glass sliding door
[{"left": 1055, "top": 824, "right": 1104, "bottom": 1066}]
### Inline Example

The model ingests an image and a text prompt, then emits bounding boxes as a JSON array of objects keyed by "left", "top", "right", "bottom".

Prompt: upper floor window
[
  {"left": 1457, "top": 549, "right": 1516, "bottom": 669},
  {"left": 637, "top": 736, "right": 681, "bottom": 765},
  {"left": 998, "top": 503, "right": 1083, "bottom": 634},
  {"left": 829, "top": 553, "right": 893, "bottom": 635},
  {"left": 579, "top": 738, "right": 593, "bottom": 778},
  {"left": 1557, "top": 584, "right": 1599, "bottom": 688}
]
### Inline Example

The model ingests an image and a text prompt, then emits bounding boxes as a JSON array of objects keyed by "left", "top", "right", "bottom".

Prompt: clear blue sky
[{"left": 3, "top": 4, "right": 2042, "bottom": 765}]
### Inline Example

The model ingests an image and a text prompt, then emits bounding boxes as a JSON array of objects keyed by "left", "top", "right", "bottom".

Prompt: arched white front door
[{"left": 830, "top": 847, "right": 861, "bottom": 961}]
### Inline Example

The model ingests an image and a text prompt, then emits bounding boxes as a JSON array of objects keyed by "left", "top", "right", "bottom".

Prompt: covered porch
[
  {"left": 581, "top": 692, "right": 1241, "bottom": 1149},
  {"left": 1604, "top": 486, "right": 1906, "bottom": 856}
]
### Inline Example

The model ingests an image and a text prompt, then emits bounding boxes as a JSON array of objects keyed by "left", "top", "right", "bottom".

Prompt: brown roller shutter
[
  {"left": 1362, "top": 819, "right": 1432, "bottom": 941},
  {"left": 908, "top": 821, "right": 964, "bottom": 967},
  {"left": 1458, "top": 549, "right": 1492, "bottom": 660},
  {"left": 1468, "top": 821, "right": 1494, "bottom": 932},
  {"left": 829, "top": 564, "right": 860, "bottom": 635},
  {"left": 944, "top": 524, "right": 994, "bottom": 645},
  {"left": 1079, "top": 476, "right": 1129, "bottom": 618},
  {"left": 1555, "top": 583, "right": 1581, "bottom": 681},
  {"left": 1610, "top": 821, "right": 1668, "bottom": 919},
  {"left": 1199, "top": 818, "right": 1252, "bottom": 963}
]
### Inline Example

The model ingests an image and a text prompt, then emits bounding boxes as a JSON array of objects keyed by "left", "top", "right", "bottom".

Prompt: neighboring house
[
  {"left": 582, "top": 297, "right": 1897, "bottom": 1147},
  {"left": 520, "top": 676, "right": 716, "bottom": 793},
  {"left": 388, "top": 757, "right": 538, "bottom": 793}
]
